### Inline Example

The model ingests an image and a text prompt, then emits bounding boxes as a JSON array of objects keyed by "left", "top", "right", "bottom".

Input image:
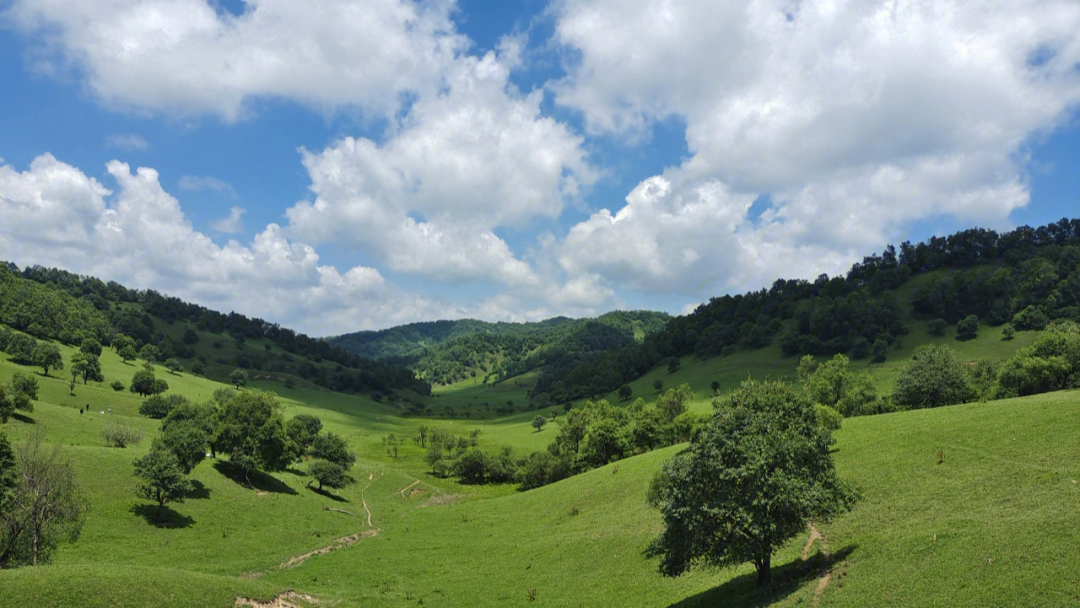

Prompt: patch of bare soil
[
  {"left": 235, "top": 591, "right": 316, "bottom": 608},
  {"left": 420, "top": 493, "right": 462, "bottom": 507},
  {"left": 278, "top": 529, "right": 381, "bottom": 570},
  {"left": 805, "top": 521, "right": 837, "bottom": 608}
]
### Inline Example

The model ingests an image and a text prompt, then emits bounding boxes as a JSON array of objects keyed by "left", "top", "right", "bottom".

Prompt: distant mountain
[{"left": 328, "top": 311, "right": 671, "bottom": 386}]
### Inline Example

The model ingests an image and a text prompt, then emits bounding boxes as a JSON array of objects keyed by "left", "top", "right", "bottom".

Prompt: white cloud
[
  {"left": 5, "top": 0, "right": 467, "bottom": 121},
  {"left": 178, "top": 175, "right": 237, "bottom": 197},
  {"left": 287, "top": 44, "right": 595, "bottom": 286},
  {"left": 106, "top": 133, "right": 149, "bottom": 150},
  {"left": 211, "top": 206, "right": 245, "bottom": 233},
  {"left": 0, "top": 153, "right": 434, "bottom": 335},
  {"left": 553, "top": 0, "right": 1080, "bottom": 293}
]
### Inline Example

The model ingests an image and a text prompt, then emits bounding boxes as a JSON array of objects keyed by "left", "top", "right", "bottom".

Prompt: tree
[
  {"left": 139, "top": 394, "right": 191, "bottom": 419},
  {"left": 139, "top": 344, "right": 162, "bottom": 363},
  {"left": 710, "top": 380, "right": 721, "bottom": 393},
  {"left": 667, "top": 357, "right": 681, "bottom": 373},
  {"left": 212, "top": 390, "right": 294, "bottom": 479},
  {"left": 0, "top": 387, "right": 13, "bottom": 424},
  {"left": 229, "top": 369, "right": 249, "bottom": 390},
  {"left": 927, "top": 318, "right": 948, "bottom": 336},
  {"left": 532, "top": 415, "right": 546, "bottom": 432},
  {"left": 0, "top": 433, "right": 16, "bottom": 518},
  {"left": 652, "top": 379, "right": 664, "bottom": 392},
  {"left": 79, "top": 338, "right": 102, "bottom": 357},
  {"left": 8, "top": 373, "right": 38, "bottom": 414},
  {"left": 617, "top": 385, "right": 633, "bottom": 401},
  {"left": 32, "top": 343, "right": 63, "bottom": 377},
  {"left": 113, "top": 334, "right": 135, "bottom": 354},
  {"left": 118, "top": 345, "right": 138, "bottom": 363},
  {"left": 308, "top": 460, "right": 346, "bottom": 490},
  {"left": 870, "top": 339, "right": 888, "bottom": 363},
  {"left": 646, "top": 379, "right": 859, "bottom": 587},
  {"left": 182, "top": 328, "right": 199, "bottom": 345},
  {"left": 285, "top": 415, "right": 323, "bottom": 454},
  {"left": 133, "top": 448, "right": 192, "bottom": 522},
  {"left": 154, "top": 422, "right": 210, "bottom": 474},
  {"left": 164, "top": 358, "right": 183, "bottom": 375},
  {"left": 892, "top": 343, "right": 976, "bottom": 409},
  {"left": 101, "top": 422, "right": 143, "bottom": 448},
  {"left": 310, "top": 432, "right": 355, "bottom": 469},
  {"left": 0, "top": 429, "right": 89, "bottom": 566},
  {"left": 656, "top": 383, "right": 693, "bottom": 422},
  {"left": 956, "top": 315, "right": 979, "bottom": 339},
  {"left": 70, "top": 352, "right": 103, "bottom": 385},
  {"left": 130, "top": 369, "right": 168, "bottom": 397},
  {"left": 1002, "top": 324, "right": 1016, "bottom": 340}
]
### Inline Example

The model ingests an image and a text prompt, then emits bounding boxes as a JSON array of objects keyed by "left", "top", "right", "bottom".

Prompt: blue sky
[{"left": 1, "top": 0, "right": 1078, "bottom": 335}]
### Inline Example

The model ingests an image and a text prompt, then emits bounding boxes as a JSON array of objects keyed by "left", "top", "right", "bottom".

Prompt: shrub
[
  {"left": 1012, "top": 305, "right": 1048, "bottom": 331},
  {"left": 1002, "top": 324, "right": 1015, "bottom": 340},
  {"left": 956, "top": 315, "right": 979, "bottom": 339},
  {"left": 892, "top": 344, "right": 975, "bottom": 409},
  {"left": 928, "top": 318, "right": 948, "bottom": 336},
  {"left": 110, "top": 380, "right": 125, "bottom": 392},
  {"left": 102, "top": 422, "right": 143, "bottom": 448},
  {"left": 815, "top": 404, "right": 843, "bottom": 430}
]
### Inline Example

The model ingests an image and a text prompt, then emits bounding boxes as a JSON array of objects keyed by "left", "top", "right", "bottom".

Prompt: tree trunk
[{"left": 755, "top": 554, "right": 771, "bottom": 588}]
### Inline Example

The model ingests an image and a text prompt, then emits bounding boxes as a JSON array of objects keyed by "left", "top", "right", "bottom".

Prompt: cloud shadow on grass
[
  {"left": 212, "top": 460, "right": 298, "bottom": 495},
  {"left": 130, "top": 504, "right": 195, "bottom": 529},
  {"left": 666, "top": 545, "right": 856, "bottom": 608}
]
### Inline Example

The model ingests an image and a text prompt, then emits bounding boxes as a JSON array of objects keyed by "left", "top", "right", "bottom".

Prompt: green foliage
[
  {"left": 928, "top": 318, "right": 948, "bottom": 336},
  {"left": 646, "top": 379, "right": 860, "bottom": 587},
  {"left": 652, "top": 379, "right": 663, "bottom": 392},
  {"left": 994, "top": 323, "right": 1080, "bottom": 398},
  {"left": 79, "top": 338, "right": 102, "bottom": 357},
  {"left": 307, "top": 460, "right": 345, "bottom": 490},
  {"left": 655, "top": 383, "right": 693, "bottom": 422},
  {"left": 956, "top": 314, "right": 979, "bottom": 338},
  {"left": 892, "top": 343, "right": 976, "bottom": 409},
  {"left": 0, "top": 386, "right": 12, "bottom": 424},
  {"left": 815, "top": 404, "right": 843, "bottom": 430},
  {"left": 515, "top": 450, "right": 570, "bottom": 490},
  {"left": 133, "top": 448, "right": 192, "bottom": 520},
  {"left": 101, "top": 422, "right": 143, "bottom": 448},
  {"left": 32, "top": 342, "right": 63, "bottom": 377},
  {"left": 870, "top": 338, "right": 889, "bottom": 362},
  {"left": 212, "top": 390, "right": 294, "bottom": 477},
  {"left": 110, "top": 380, "right": 125, "bottom": 392},
  {"left": 0, "top": 433, "right": 15, "bottom": 519},
  {"left": 154, "top": 422, "right": 210, "bottom": 475},
  {"left": 531, "top": 415, "right": 546, "bottom": 432},
  {"left": 1012, "top": 305, "right": 1049, "bottom": 331},
  {"left": 10, "top": 373, "right": 38, "bottom": 413},
  {"left": 309, "top": 432, "right": 354, "bottom": 469},
  {"left": 0, "top": 266, "right": 110, "bottom": 347},
  {"left": 800, "top": 354, "right": 881, "bottom": 416},
  {"left": 139, "top": 344, "right": 162, "bottom": 363},
  {"left": 118, "top": 345, "right": 137, "bottom": 363},
  {"left": 1002, "top": 324, "right": 1016, "bottom": 340},
  {"left": 229, "top": 369, "right": 249, "bottom": 389},
  {"left": 617, "top": 385, "right": 633, "bottom": 400},
  {"left": 285, "top": 414, "right": 323, "bottom": 454},
  {"left": 130, "top": 369, "right": 168, "bottom": 397},
  {"left": 139, "top": 394, "right": 191, "bottom": 419},
  {"left": 164, "top": 358, "right": 183, "bottom": 374},
  {"left": 70, "top": 352, "right": 103, "bottom": 385}
]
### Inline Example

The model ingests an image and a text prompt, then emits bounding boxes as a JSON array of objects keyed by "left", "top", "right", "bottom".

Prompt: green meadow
[{"left": 2, "top": 324, "right": 1078, "bottom": 607}]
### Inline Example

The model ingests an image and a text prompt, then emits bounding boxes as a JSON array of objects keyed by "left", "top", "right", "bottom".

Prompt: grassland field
[{"left": 1, "top": 316, "right": 1076, "bottom": 607}]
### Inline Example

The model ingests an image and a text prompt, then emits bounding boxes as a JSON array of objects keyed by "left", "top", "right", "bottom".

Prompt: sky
[{"left": 1, "top": 0, "right": 1079, "bottom": 337}]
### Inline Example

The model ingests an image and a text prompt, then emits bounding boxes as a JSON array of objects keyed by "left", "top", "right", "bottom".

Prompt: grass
[{"left": 3, "top": 326, "right": 1079, "bottom": 607}]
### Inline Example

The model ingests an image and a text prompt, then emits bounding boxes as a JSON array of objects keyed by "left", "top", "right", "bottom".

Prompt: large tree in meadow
[
  {"left": 212, "top": 390, "right": 294, "bottom": 481},
  {"left": 647, "top": 379, "right": 859, "bottom": 587}
]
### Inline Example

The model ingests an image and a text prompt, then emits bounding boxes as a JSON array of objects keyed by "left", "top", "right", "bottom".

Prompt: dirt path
[
  {"left": 277, "top": 529, "right": 381, "bottom": 570},
  {"left": 235, "top": 591, "right": 316, "bottom": 607},
  {"left": 805, "top": 521, "right": 834, "bottom": 608},
  {"left": 389, "top": 480, "right": 420, "bottom": 499},
  {"left": 361, "top": 494, "right": 373, "bottom": 527}
]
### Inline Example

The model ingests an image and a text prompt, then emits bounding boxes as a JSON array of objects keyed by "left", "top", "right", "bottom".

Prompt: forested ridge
[
  {"left": 0, "top": 263, "right": 427, "bottom": 396},
  {"left": 329, "top": 311, "right": 670, "bottom": 385},
  {"left": 530, "top": 218, "right": 1080, "bottom": 405}
]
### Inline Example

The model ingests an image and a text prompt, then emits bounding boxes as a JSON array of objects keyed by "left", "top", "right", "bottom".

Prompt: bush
[
  {"left": 110, "top": 380, "right": 125, "bottom": 392},
  {"left": 516, "top": 451, "right": 570, "bottom": 490},
  {"left": 102, "top": 422, "right": 143, "bottom": 448},
  {"left": 1012, "top": 305, "right": 1049, "bottom": 331},
  {"left": 814, "top": 404, "right": 843, "bottom": 430},
  {"left": 892, "top": 343, "right": 975, "bottom": 409},
  {"left": 927, "top": 318, "right": 948, "bottom": 336},
  {"left": 139, "top": 394, "right": 191, "bottom": 419},
  {"left": 1002, "top": 325, "right": 1015, "bottom": 340},
  {"left": 956, "top": 315, "right": 979, "bottom": 339}
]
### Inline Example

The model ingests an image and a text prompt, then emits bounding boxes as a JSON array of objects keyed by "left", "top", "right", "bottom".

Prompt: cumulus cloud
[
  {"left": 0, "top": 154, "right": 429, "bottom": 334},
  {"left": 554, "top": 0, "right": 1080, "bottom": 292},
  {"left": 287, "top": 43, "right": 595, "bottom": 286},
  {"left": 211, "top": 206, "right": 245, "bottom": 233},
  {"left": 5, "top": 0, "right": 467, "bottom": 121},
  {"left": 106, "top": 133, "right": 149, "bottom": 150}
]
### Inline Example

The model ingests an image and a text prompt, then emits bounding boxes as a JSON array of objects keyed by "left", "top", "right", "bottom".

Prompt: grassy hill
[{"left": 3, "top": 332, "right": 1080, "bottom": 606}]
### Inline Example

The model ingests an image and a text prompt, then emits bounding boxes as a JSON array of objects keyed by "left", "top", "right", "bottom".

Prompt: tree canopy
[{"left": 647, "top": 379, "right": 859, "bottom": 587}]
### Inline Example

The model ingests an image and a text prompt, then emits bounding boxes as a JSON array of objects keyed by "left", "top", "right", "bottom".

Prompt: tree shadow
[
  {"left": 954, "top": 334, "right": 977, "bottom": 342},
  {"left": 130, "top": 504, "right": 195, "bottom": 528},
  {"left": 666, "top": 545, "right": 857, "bottom": 608},
  {"left": 307, "top": 485, "right": 350, "bottom": 502},
  {"left": 11, "top": 413, "right": 34, "bottom": 424},
  {"left": 188, "top": 479, "right": 211, "bottom": 500},
  {"left": 212, "top": 460, "right": 298, "bottom": 495}
]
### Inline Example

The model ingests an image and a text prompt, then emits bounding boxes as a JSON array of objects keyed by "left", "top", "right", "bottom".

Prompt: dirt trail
[
  {"left": 361, "top": 494, "right": 373, "bottom": 527},
  {"left": 805, "top": 521, "right": 834, "bottom": 608},
  {"left": 277, "top": 529, "right": 381, "bottom": 570},
  {"left": 389, "top": 480, "right": 420, "bottom": 499},
  {"left": 235, "top": 591, "right": 316, "bottom": 607}
]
